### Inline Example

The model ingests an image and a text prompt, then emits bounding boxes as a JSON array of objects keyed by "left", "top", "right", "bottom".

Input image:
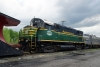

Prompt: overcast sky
[{"left": 0, "top": 0, "right": 100, "bottom": 36}]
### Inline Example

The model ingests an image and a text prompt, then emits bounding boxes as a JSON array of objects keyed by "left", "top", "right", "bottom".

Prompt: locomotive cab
[{"left": 30, "top": 18, "right": 44, "bottom": 28}]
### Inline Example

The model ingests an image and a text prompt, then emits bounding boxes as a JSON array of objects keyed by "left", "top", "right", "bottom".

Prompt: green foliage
[
  {"left": 3, "top": 27, "right": 19, "bottom": 44},
  {"left": 3, "top": 28, "right": 10, "bottom": 43},
  {"left": 19, "top": 29, "right": 23, "bottom": 37}
]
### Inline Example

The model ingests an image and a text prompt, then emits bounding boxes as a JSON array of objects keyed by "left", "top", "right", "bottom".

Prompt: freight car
[
  {"left": 19, "top": 18, "right": 85, "bottom": 53},
  {"left": 83, "top": 34, "right": 100, "bottom": 48}
]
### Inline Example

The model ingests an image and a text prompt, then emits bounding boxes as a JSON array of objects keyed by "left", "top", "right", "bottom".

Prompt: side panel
[
  {"left": 91, "top": 35, "right": 100, "bottom": 45},
  {"left": 37, "top": 29, "right": 83, "bottom": 43}
]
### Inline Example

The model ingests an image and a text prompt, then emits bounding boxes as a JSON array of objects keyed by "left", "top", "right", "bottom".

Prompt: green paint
[{"left": 21, "top": 27, "right": 84, "bottom": 43}]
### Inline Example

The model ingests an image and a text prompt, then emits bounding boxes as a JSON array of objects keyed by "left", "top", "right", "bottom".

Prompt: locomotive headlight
[{"left": 26, "top": 40, "right": 28, "bottom": 42}]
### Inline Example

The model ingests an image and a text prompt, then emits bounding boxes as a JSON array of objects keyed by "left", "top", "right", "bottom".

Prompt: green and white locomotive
[{"left": 19, "top": 18, "right": 85, "bottom": 53}]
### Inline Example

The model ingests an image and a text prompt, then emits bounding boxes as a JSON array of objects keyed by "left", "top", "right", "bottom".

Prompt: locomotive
[
  {"left": 19, "top": 18, "right": 85, "bottom": 53},
  {"left": 1, "top": 12, "right": 100, "bottom": 56}
]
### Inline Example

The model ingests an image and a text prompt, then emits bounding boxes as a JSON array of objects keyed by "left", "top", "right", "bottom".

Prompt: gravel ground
[{"left": 0, "top": 49, "right": 100, "bottom": 67}]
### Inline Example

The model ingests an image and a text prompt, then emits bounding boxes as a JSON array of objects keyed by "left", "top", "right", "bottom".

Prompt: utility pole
[{"left": 61, "top": 21, "right": 66, "bottom": 26}]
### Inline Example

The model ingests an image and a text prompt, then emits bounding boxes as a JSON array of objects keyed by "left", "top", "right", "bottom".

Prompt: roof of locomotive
[
  {"left": 43, "top": 20, "right": 54, "bottom": 25},
  {"left": 31, "top": 18, "right": 83, "bottom": 33},
  {"left": 31, "top": 18, "right": 54, "bottom": 25}
]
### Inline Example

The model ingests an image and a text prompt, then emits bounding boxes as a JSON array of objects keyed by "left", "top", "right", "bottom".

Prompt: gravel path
[{"left": 0, "top": 49, "right": 100, "bottom": 67}]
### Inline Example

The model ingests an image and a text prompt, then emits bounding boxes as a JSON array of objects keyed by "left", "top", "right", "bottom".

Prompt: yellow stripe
[
  {"left": 23, "top": 26, "right": 38, "bottom": 29},
  {"left": 38, "top": 27, "right": 47, "bottom": 30},
  {"left": 40, "top": 40, "right": 85, "bottom": 44},
  {"left": 40, "top": 40, "right": 75, "bottom": 42},
  {"left": 40, "top": 40, "right": 69, "bottom": 42},
  {"left": 28, "top": 30, "right": 36, "bottom": 32},
  {"left": 51, "top": 30, "right": 81, "bottom": 36}
]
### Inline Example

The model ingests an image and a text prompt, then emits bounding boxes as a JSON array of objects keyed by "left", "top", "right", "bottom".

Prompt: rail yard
[
  {"left": 0, "top": 12, "right": 100, "bottom": 67},
  {"left": 1, "top": 49, "right": 100, "bottom": 67}
]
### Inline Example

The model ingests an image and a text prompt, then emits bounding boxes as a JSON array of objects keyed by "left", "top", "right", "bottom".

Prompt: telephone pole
[{"left": 61, "top": 21, "right": 66, "bottom": 26}]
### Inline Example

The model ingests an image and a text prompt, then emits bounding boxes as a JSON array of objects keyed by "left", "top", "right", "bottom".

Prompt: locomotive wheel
[
  {"left": 54, "top": 46, "right": 60, "bottom": 52},
  {"left": 43, "top": 46, "right": 55, "bottom": 53},
  {"left": 75, "top": 45, "right": 82, "bottom": 50}
]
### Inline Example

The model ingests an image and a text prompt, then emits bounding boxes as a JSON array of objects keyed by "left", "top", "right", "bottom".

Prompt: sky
[{"left": 0, "top": 0, "right": 100, "bottom": 37}]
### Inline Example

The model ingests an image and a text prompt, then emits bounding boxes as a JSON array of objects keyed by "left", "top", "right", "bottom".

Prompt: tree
[
  {"left": 3, "top": 27, "right": 10, "bottom": 43},
  {"left": 19, "top": 29, "right": 23, "bottom": 37},
  {"left": 3, "top": 27, "right": 19, "bottom": 44}
]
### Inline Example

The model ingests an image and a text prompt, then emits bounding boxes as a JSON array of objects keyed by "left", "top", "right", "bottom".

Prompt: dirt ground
[{"left": 0, "top": 49, "right": 100, "bottom": 67}]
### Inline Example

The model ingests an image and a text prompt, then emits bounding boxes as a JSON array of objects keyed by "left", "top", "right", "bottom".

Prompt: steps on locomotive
[
  {"left": 0, "top": 40, "right": 23, "bottom": 56},
  {"left": 30, "top": 42, "right": 36, "bottom": 48},
  {"left": 30, "top": 28, "right": 37, "bottom": 52},
  {"left": 30, "top": 28, "right": 37, "bottom": 50},
  {"left": 22, "top": 27, "right": 37, "bottom": 53}
]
